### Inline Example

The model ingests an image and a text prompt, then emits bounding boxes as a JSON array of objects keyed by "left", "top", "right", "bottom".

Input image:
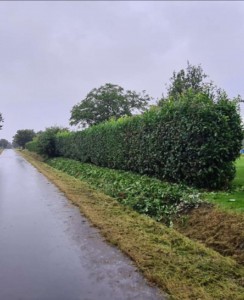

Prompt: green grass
[
  {"left": 204, "top": 156, "right": 244, "bottom": 212},
  {"left": 234, "top": 156, "right": 244, "bottom": 186}
]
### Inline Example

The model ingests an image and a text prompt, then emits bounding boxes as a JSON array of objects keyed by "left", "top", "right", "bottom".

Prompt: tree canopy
[
  {"left": 159, "top": 62, "right": 221, "bottom": 104},
  {"left": 0, "top": 139, "right": 11, "bottom": 149},
  {"left": 0, "top": 113, "right": 3, "bottom": 130},
  {"left": 13, "top": 129, "right": 36, "bottom": 148},
  {"left": 70, "top": 83, "right": 150, "bottom": 127},
  {"left": 36, "top": 126, "right": 69, "bottom": 157}
]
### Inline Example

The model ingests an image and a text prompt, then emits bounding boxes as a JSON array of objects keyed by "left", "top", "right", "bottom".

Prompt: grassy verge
[
  {"left": 204, "top": 156, "right": 244, "bottom": 212},
  {"left": 45, "top": 157, "right": 244, "bottom": 264},
  {"left": 19, "top": 150, "right": 244, "bottom": 300}
]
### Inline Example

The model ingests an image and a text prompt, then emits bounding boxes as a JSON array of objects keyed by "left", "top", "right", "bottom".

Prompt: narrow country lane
[{"left": 0, "top": 150, "right": 165, "bottom": 300}]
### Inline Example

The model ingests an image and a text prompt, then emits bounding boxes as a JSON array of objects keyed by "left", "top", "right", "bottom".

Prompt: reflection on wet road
[{"left": 0, "top": 150, "right": 165, "bottom": 300}]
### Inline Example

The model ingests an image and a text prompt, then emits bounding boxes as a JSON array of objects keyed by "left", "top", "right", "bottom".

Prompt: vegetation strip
[
  {"left": 19, "top": 150, "right": 244, "bottom": 300},
  {"left": 47, "top": 157, "right": 203, "bottom": 225},
  {"left": 46, "top": 157, "right": 244, "bottom": 264}
]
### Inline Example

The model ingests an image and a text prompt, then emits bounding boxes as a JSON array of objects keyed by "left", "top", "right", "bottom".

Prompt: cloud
[{"left": 0, "top": 1, "right": 244, "bottom": 141}]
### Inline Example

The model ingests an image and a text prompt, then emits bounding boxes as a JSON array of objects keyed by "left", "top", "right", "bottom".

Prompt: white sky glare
[{"left": 1, "top": 1, "right": 244, "bottom": 141}]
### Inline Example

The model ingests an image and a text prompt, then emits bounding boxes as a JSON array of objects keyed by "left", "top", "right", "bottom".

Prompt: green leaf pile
[{"left": 48, "top": 157, "right": 203, "bottom": 225}]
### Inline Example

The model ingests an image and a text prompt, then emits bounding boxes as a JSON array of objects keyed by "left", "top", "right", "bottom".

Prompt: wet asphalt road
[{"left": 0, "top": 150, "right": 166, "bottom": 300}]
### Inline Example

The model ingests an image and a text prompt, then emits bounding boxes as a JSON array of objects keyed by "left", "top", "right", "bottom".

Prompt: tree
[
  {"left": 13, "top": 129, "right": 36, "bottom": 148},
  {"left": 70, "top": 83, "right": 150, "bottom": 127},
  {"left": 159, "top": 62, "right": 218, "bottom": 104},
  {"left": 0, "top": 113, "right": 3, "bottom": 130},
  {"left": 36, "top": 126, "right": 69, "bottom": 157},
  {"left": 159, "top": 62, "right": 244, "bottom": 108},
  {"left": 0, "top": 139, "right": 11, "bottom": 149}
]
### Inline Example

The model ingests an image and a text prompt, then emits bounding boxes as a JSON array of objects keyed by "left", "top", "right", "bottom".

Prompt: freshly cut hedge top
[{"left": 28, "top": 93, "right": 243, "bottom": 188}]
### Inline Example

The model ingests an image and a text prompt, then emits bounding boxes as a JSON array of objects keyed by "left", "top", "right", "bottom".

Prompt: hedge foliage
[
  {"left": 26, "top": 137, "right": 39, "bottom": 152},
  {"left": 26, "top": 127, "right": 68, "bottom": 157},
  {"left": 27, "top": 92, "right": 243, "bottom": 189}
]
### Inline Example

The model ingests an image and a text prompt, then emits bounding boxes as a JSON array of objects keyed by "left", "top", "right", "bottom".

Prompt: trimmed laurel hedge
[
  {"left": 26, "top": 138, "right": 39, "bottom": 152},
  {"left": 27, "top": 93, "right": 243, "bottom": 188}
]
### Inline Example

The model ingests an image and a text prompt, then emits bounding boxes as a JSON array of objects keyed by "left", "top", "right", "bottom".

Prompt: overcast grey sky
[{"left": 1, "top": 1, "right": 244, "bottom": 142}]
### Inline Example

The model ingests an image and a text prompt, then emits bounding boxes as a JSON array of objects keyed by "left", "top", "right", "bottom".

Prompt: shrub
[
  {"left": 26, "top": 127, "right": 69, "bottom": 157},
  {"left": 36, "top": 127, "right": 59, "bottom": 157},
  {"left": 26, "top": 138, "right": 39, "bottom": 152},
  {"left": 55, "top": 92, "right": 242, "bottom": 189}
]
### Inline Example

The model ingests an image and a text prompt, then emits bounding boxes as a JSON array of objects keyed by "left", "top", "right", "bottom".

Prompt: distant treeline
[{"left": 0, "top": 139, "right": 12, "bottom": 149}]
